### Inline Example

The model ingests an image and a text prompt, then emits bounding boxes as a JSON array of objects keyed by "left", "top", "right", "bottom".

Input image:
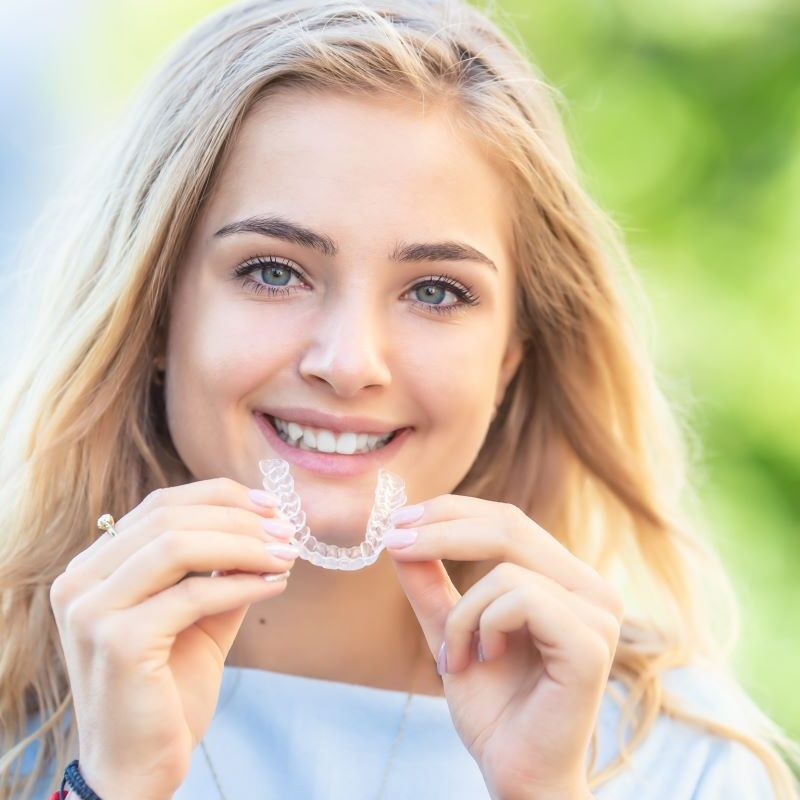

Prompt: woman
[{"left": 1, "top": 0, "right": 798, "bottom": 798}]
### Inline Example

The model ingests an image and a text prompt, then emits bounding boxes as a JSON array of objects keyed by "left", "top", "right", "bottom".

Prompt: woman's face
[{"left": 164, "top": 88, "right": 523, "bottom": 544}]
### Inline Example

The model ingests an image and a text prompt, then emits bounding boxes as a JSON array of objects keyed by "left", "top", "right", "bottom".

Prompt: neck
[{"left": 225, "top": 550, "right": 443, "bottom": 696}]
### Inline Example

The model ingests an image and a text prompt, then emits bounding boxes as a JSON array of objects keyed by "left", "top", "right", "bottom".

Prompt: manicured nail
[
  {"left": 383, "top": 528, "right": 418, "bottom": 548},
  {"left": 264, "top": 542, "right": 300, "bottom": 560},
  {"left": 262, "top": 569, "right": 291, "bottom": 582},
  {"left": 389, "top": 504, "right": 425, "bottom": 526},
  {"left": 436, "top": 641, "right": 448, "bottom": 676},
  {"left": 262, "top": 518, "right": 295, "bottom": 539},
  {"left": 249, "top": 488, "right": 280, "bottom": 507}
]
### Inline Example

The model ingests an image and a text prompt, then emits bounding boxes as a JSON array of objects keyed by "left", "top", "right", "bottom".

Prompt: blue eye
[
  {"left": 408, "top": 276, "right": 479, "bottom": 314},
  {"left": 233, "top": 257, "right": 300, "bottom": 294},
  {"left": 259, "top": 264, "right": 292, "bottom": 286},
  {"left": 414, "top": 283, "right": 447, "bottom": 305},
  {"left": 232, "top": 256, "right": 480, "bottom": 315}
]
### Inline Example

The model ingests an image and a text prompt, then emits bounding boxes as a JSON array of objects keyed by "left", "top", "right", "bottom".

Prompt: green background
[{"left": 52, "top": 0, "right": 799, "bottom": 742}]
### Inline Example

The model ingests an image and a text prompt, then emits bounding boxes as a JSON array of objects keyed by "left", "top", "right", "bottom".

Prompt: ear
[{"left": 495, "top": 332, "right": 524, "bottom": 407}]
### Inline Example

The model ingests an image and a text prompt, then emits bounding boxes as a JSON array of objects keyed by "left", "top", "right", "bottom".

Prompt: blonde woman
[{"left": 1, "top": 1, "right": 798, "bottom": 798}]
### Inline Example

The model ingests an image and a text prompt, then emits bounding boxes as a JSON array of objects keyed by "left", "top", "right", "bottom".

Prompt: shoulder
[{"left": 594, "top": 664, "right": 779, "bottom": 799}]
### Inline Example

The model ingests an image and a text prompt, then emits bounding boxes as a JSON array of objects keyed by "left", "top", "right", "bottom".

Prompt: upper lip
[{"left": 256, "top": 407, "right": 409, "bottom": 435}]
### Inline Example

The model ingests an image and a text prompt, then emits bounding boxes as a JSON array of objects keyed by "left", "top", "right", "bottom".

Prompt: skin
[
  {"left": 161, "top": 87, "right": 524, "bottom": 697},
  {"left": 58, "top": 86, "right": 618, "bottom": 799},
  {"left": 158, "top": 89, "right": 624, "bottom": 797}
]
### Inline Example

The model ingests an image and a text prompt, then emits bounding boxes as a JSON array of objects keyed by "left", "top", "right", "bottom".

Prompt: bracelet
[{"left": 46, "top": 759, "right": 103, "bottom": 800}]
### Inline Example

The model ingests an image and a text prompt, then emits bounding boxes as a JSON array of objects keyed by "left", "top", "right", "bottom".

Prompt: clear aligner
[{"left": 258, "top": 458, "right": 407, "bottom": 571}]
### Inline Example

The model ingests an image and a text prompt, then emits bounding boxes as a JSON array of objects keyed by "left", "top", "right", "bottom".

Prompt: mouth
[
  {"left": 253, "top": 411, "right": 412, "bottom": 477},
  {"left": 265, "top": 413, "right": 402, "bottom": 453}
]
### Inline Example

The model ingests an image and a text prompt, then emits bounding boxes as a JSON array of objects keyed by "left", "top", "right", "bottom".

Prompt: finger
[
  {"left": 66, "top": 504, "right": 292, "bottom": 579},
  {"left": 445, "top": 563, "right": 622, "bottom": 674},
  {"left": 386, "top": 504, "right": 619, "bottom": 615},
  {"left": 113, "top": 570, "right": 291, "bottom": 655},
  {"left": 478, "top": 578, "right": 614, "bottom": 687},
  {"left": 110, "top": 476, "right": 282, "bottom": 538},
  {"left": 83, "top": 530, "right": 300, "bottom": 610},
  {"left": 388, "top": 555, "right": 461, "bottom": 663}
]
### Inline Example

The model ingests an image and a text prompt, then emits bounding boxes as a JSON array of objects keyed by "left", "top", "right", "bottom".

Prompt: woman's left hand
[{"left": 385, "top": 495, "right": 624, "bottom": 800}]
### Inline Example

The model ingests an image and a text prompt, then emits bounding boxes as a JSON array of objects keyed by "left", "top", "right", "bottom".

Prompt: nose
[{"left": 298, "top": 292, "right": 392, "bottom": 397}]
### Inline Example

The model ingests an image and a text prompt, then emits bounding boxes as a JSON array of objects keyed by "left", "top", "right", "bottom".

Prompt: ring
[{"left": 97, "top": 513, "right": 118, "bottom": 538}]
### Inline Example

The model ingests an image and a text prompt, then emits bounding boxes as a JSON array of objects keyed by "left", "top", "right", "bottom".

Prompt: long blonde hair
[{"left": 1, "top": 1, "right": 798, "bottom": 797}]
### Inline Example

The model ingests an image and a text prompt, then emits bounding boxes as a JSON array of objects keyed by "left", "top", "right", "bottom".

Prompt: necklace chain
[{"left": 201, "top": 635, "right": 428, "bottom": 800}]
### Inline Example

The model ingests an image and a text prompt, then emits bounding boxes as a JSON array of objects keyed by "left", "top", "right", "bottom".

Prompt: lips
[{"left": 253, "top": 411, "right": 412, "bottom": 477}]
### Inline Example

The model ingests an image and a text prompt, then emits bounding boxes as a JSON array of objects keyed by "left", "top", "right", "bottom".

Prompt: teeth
[
  {"left": 316, "top": 430, "right": 337, "bottom": 453},
  {"left": 270, "top": 416, "right": 396, "bottom": 455},
  {"left": 335, "top": 432, "right": 358, "bottom": 455}
]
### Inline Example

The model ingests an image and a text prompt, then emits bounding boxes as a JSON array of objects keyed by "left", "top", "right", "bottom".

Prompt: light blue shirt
[{"left": 18, "top": 665, "right": 780, "bottom": 798}]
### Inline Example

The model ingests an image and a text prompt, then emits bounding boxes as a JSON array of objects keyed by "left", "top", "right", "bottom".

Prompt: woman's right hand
[{"left": 49, "top": 477, "right": 299, "bottom": 800}]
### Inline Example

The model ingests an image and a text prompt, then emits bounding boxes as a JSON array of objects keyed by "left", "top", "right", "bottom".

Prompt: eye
[
  {"left": 232, "top": 256, "right": 307, "bottom": 298},
  {"left": 405, "top": 275, "right": 480, "bottom": 316}
]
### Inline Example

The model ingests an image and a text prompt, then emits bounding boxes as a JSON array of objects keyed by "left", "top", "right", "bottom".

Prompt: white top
[{"left": 19, "top": 665, "right": 778, "bottom": 799}]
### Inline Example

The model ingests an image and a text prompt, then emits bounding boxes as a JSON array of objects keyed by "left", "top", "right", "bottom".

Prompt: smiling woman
[{"left": 0, "top": 1, "right": 798, "bottom": 799}]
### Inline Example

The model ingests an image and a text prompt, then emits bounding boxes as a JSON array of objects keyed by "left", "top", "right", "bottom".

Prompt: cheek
[
  {"left": 170, "top": 291, "right": 297, "bottom": 401},
  {"left": 402, "top": 324, "right": 501, "bottom": 489},
  {"left": 407, "top": 323, "right": 500, "bottom": 415}
]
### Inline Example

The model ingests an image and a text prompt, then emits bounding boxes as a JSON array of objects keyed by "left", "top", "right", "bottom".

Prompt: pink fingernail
[
  {"left": 383, "top": 528, "right": 418, "bottom": 548},
  {"left": 262, "top": 518, "right": 295, "bottom": 540},
  {"left": 389, "top": 504, "right": 425, "bottom": 526},
  {"left": 249, "top": 488, "right": 280, "bottom": 507}
]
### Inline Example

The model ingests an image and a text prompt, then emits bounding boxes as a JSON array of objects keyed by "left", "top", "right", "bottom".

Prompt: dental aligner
[{"left": 258, "top": 458, "right": 407, "bottom": 570}]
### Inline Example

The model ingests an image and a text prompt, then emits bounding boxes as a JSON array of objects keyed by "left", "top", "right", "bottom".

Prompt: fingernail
[
  {"left": 389, "top": 504, "right": 425, "bottom": 526},
  {"left": 383, "top": 528, "right": 418, "bottom": 548},
  {"left": 477, "top": 641, "right": 486, "bottom": 662},
  {"left": 436, "top": 641, "right": 448, "bottom": 676},
  {"left": 262, "top": 518, "right": 295, "bottom": 540},
  {"left": 262, "top": 569, "right": 291, "bottom": 582},
  {"left": 264, "top": 542, "right": 300, "bottom": 560},
  {"left": 249, "top": 488, "right": 280, "bottom": 507}
]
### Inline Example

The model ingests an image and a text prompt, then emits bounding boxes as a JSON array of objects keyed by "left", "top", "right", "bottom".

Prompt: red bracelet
[{"left": 48, "top": 792, "right": 70, "bottom": 799}]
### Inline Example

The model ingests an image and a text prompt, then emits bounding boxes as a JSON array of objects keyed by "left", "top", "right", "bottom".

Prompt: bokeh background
[{"left": 1, "top": 0, "right": 797, "bottom": 742}]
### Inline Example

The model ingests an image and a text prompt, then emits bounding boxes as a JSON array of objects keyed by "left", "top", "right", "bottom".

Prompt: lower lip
[{"left": 254, "top": 412, "right": 412, "bottom": 477}]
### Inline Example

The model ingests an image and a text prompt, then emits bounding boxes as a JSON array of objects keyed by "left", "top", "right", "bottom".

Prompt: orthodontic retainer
[{"left": 258, "top": 458, "right": 407, "bottom": 571}]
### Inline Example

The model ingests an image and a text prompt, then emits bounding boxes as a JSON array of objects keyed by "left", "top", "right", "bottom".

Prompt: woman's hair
[{"left": 1, "top": 0, "right": 798, "bottom": 797}]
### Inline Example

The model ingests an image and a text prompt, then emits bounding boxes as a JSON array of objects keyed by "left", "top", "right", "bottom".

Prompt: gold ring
[{"left": 97, "top": 513, "right": 118, "bottom": 538}]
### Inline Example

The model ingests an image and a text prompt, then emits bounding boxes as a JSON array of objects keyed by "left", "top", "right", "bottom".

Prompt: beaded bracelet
[{"left": 47, "top": 759, "right": 102, "bottom": 800}]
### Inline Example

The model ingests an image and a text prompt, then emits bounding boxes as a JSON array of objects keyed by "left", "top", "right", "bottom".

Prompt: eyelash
[{"left": 231, "top": 255, "right": 480, "bottom": 315}]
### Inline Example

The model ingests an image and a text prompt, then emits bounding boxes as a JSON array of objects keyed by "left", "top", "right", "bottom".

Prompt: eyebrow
[{"left": 213, "top": 214, "right": 498, "bottom": 273}]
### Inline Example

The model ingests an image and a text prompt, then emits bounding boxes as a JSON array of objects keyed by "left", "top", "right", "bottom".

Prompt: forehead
[{"left": 204, "top": 87, "right": 514, "bottom": 266}]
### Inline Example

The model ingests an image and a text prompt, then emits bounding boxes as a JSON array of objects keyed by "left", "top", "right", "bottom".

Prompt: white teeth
[
  {"left": 269, "top": 415, "right": 396, "bottom": 455},
  {"left": 335, "top": 432, "right": 358, "bottom": 454},
  {"left": 315, "top": 430, "right": 337, "bottom": 453}
]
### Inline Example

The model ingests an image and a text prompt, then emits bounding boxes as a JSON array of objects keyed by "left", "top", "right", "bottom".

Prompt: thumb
[{"left": 388, "top": 554, "right": 462, "bottom": 657}]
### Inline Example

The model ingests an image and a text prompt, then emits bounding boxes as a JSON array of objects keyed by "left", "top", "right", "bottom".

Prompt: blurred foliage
[{"left": 53, "top": 0, "right": 799, "bottom": 738}]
